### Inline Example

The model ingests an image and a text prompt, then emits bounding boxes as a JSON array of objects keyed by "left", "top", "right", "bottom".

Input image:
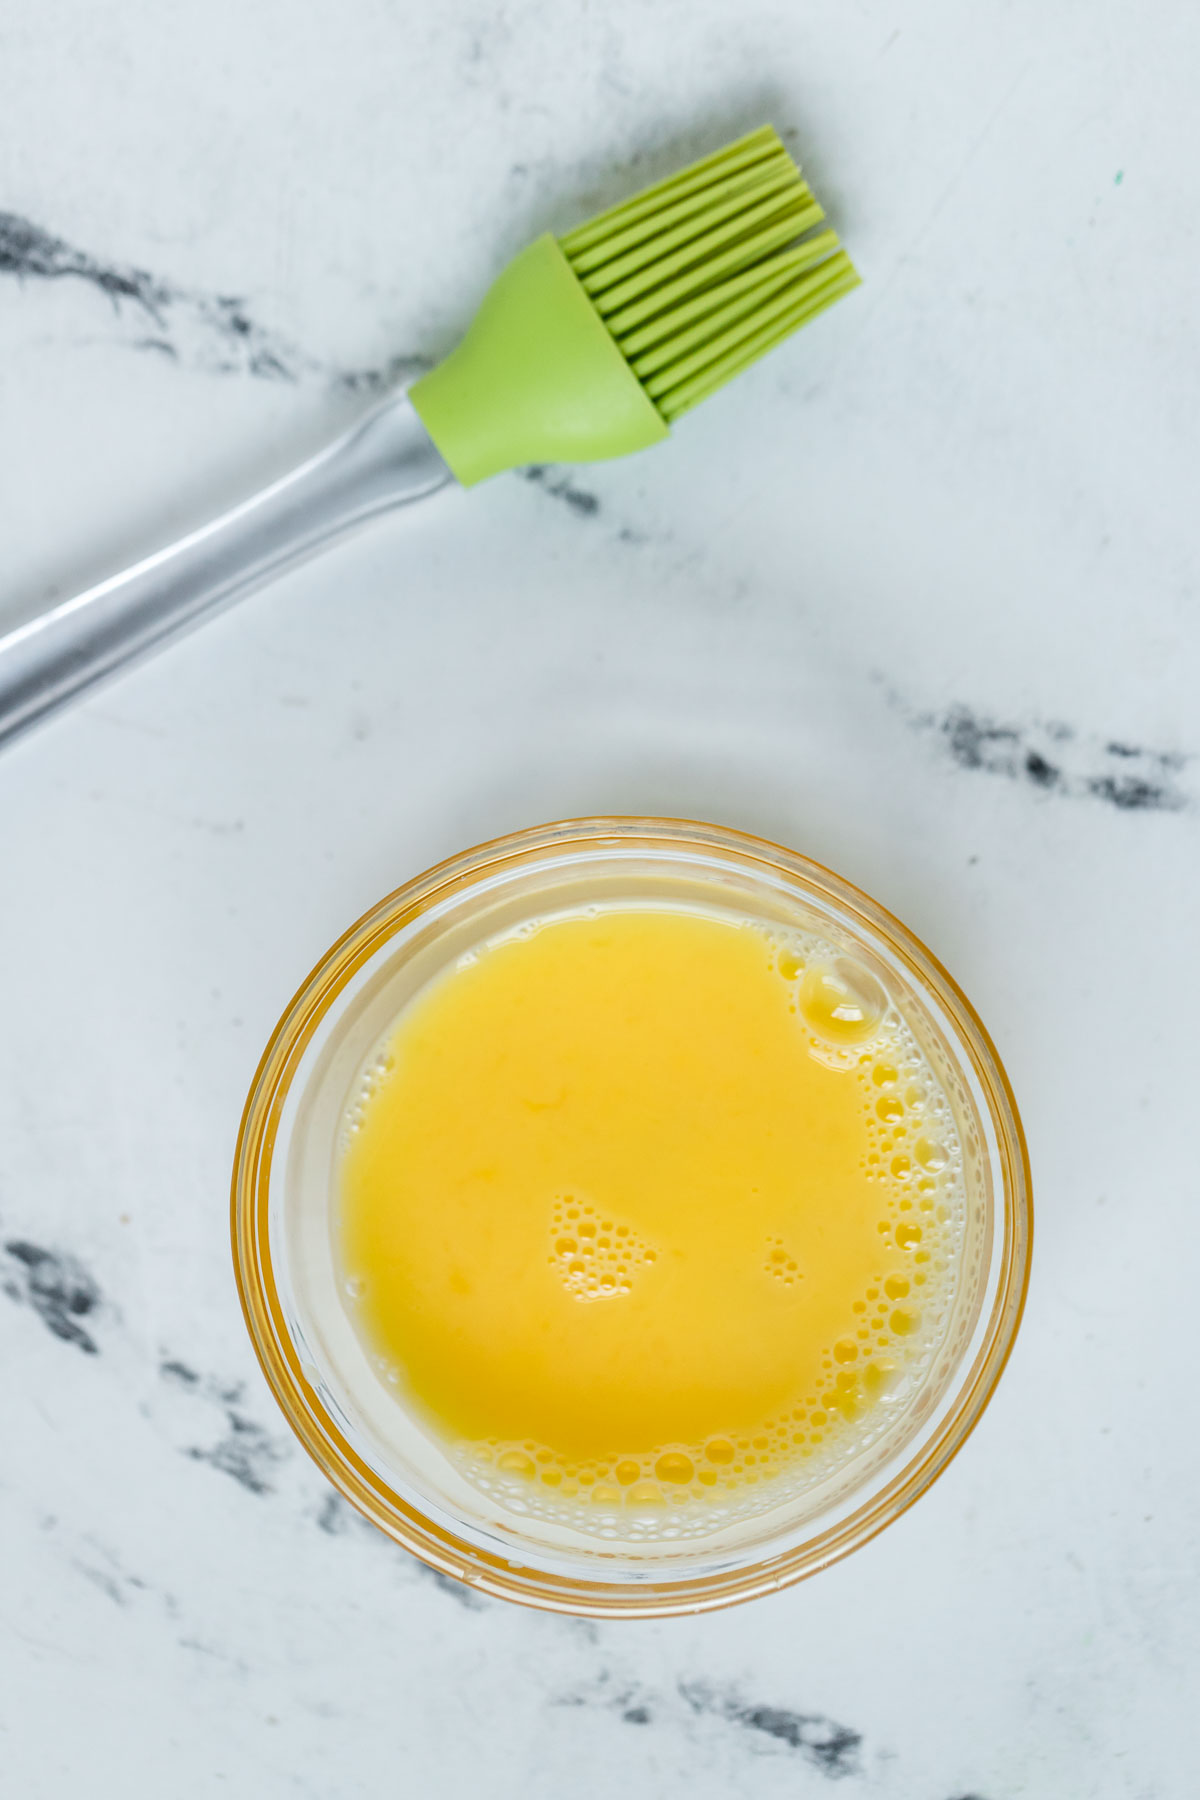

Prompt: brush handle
[{"left": 0, "top": 392, "right": 452, "bottom": 750}]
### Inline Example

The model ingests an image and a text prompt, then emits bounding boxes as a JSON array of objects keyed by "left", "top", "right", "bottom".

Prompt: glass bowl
[{"left": 232, "top": 818, "right": 1031, "bottom": 1616}]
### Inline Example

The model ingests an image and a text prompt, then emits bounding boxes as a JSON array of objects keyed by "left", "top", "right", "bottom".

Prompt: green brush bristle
[{"left": 559, "top": 125, "right": 859, "bottom": 421}]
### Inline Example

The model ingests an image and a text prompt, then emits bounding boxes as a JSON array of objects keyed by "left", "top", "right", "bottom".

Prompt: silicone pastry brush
[{"left": 0, "top": 126, "right": 857, "bottom": 748}]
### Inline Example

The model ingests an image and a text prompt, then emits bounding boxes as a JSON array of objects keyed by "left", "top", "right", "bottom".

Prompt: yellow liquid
[{"left": 338, "top": 906, "right": 962, "bottom": 1529}]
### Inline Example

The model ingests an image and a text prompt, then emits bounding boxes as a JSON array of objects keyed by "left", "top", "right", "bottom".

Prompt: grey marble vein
[
  {"left": 888, "top": 691, "right": 1192, "bottom": 812},
  {"left": 555, "top": 1669, "right": 865, "bottom": 1778},
  {"left": 521, "top": 465, "right": 602, "bottom": 516},
  {"left": 681, "top": 1680, "right": 863, "bottom": 1777},
  {"left": 2, "top": 1239, "right": 102, "bottom": 1353},
  {"left": 0, "top": 208, "right": 423, "bottom": 390},
  {"left": 186, "top": 1406, "right": 292, "bottom": 1496}
]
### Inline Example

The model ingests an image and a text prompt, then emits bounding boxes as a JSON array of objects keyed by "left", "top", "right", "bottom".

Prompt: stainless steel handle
[{"left": 0, "top": 392, "right": 452, "bottom": 749}]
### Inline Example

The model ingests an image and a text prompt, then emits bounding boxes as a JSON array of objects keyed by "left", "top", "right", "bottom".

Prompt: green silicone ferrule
[{"left": 409, "top": 234, "right": 669, "bottom": 487}]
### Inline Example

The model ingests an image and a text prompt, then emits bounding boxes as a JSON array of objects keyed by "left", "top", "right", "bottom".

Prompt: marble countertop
[{"left": 2, "top": 2, "right": 1198, "bottom": 1795}]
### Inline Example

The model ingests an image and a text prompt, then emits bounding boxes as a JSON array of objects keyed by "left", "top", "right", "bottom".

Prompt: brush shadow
[
  {"left": 539, "top": 86, "right": 796, "bottom": 235},
  {"left": 504, "top": 80, "right": 843, "bottom": 252}
]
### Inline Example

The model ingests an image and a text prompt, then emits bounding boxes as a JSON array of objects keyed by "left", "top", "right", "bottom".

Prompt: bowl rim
[{"left": 231, "top": 815, "right": 1032, "bottom": 1617}]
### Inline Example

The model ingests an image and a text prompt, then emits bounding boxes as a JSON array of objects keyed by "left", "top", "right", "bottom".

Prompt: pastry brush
[{"left": 0, "top": 126, "right": 857, "bottom": 748}]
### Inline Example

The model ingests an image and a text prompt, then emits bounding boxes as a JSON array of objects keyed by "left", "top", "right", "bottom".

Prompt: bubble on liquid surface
[
  {"left": 763, "top": 1235, "right": 803, "bottom": 1286},
  {"left": 799, "top": 959, "right": 887, "bottom": 1047},
  {"left": 497, "top": 1450, "right": 535, "bottom": 1478},
  {"left": 916, "top": 1137, "right": 949, "bottom": 1171},
  {"left": 549, "top": 1195, "right": 655, "bottom": 1301}
]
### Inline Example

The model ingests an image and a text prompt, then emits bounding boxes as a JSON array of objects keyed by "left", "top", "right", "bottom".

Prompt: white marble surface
[{"left": 2, "top": 1, "right": 1198, "bottom": 1794}]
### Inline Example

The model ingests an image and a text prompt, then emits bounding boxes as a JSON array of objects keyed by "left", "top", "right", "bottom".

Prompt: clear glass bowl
[{"left": 232, "top": 818, "right": 1031, "bottom": 1616}]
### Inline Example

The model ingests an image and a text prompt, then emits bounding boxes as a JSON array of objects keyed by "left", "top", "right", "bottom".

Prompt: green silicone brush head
[
  {"left": 410, "top": 125, "right": 858, "bottom": 486},
  {"left": 559, "top": 124, "right": 858, "bottom": 421}
]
